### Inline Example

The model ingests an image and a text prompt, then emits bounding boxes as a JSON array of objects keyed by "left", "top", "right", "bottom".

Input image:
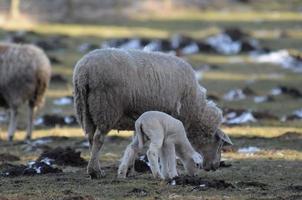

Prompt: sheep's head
[{"left": 192, "top": 129, "right": 233, "bottom": 171}]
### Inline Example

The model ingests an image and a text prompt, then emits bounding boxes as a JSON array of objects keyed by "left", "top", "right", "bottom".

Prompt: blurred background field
[{"left": 0, "top": 0, "right": 302, "bottom": 200}]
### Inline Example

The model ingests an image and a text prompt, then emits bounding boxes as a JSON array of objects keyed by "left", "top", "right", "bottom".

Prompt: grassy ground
[{"left": 0, "top": 1, "right": 302, "bottom": 199}]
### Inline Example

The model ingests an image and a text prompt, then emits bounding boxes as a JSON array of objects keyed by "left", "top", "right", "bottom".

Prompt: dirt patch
[
  {"left": 38, "top": 147, "right": 87, "bottom": 166},
  {"left": 134, "top": 155, "right": 151, "bottom": 173},
  {"left": 236, "top": 181, "right": 268, "bottom": 190},
  {"left": 169, "top": 175, "right": 234, "bottom": 190},
  {"left": 125, "top": 188, "right": 148, "bottom": 197},
  {"left": 275, "top": 132, "right": 302, "bottom": 140},
  {"left": 61, "top": 196, "right": 95, "bottom": 200},
  {"left": 0, "top": 162, "right": 62, "bottom": 177},
  {"left": 0, "top": 153, "right": 20, "bottom": 162}
]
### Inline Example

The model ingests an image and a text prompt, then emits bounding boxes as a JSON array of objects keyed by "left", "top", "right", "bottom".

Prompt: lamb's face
[
  {"left": 194, "top": 129, "right": 233, "bottom": 171},
  {"left": 184, "top": 152, "right": 203, "bottom": 176}
]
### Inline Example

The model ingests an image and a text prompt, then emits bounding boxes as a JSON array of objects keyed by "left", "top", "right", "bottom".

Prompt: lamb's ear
[{"left": 216, "top": 129, "right": 233, "bottom": 146}]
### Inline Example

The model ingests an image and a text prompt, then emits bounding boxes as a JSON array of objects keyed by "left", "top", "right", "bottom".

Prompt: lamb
[
  {"left": 118, "top": 111, "right": 203, "bottom": 179},
  {"left": 0, "top": 43, "right": 51, "bottom": 141},
  {"left": 73, "top": 48, "right": 232, "bottom": 179}
]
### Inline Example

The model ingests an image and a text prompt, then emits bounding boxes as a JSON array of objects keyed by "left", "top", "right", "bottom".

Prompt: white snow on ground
[
  {"left": 206, "top": 33, "right": 241, "bottom": 55},
  {"left": 223, "top": 89, "right": 246, "bottom": 101},
  {"left": 252, "top": 50, "right": 302, "bottom": 72},
  {"left": 53, "top": 97, "right": 73, "bottom": 106},
  {"left": 224, "top": 112, "right": 257, "bottom": 125},
  {"left": 238, "top": 146, "right": 261, "bottom": 153}
]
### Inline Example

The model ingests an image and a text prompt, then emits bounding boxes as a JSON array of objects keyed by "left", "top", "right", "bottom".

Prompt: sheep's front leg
[
  {"left": 147, "top": 142, "right": 164, "bottom": 179},
  {"left": 25, "top": 104, "right": 35, "bottom": 140},
  {"left": 87, "top": 129, "right": 106, "bottom": 179},
  {"left": 160, "top": 143, "right": 178, "bottom": 179},
  {"left": 7, "top": 107, "right": 18, "bottom": 142},
  {"left": 118, "top": 135, "right": 139, "bottom": 178}
]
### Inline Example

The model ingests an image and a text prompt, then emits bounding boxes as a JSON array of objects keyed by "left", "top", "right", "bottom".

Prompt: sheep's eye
[{"left": 195, "top": 163, "right": 200, "bottom": 168}]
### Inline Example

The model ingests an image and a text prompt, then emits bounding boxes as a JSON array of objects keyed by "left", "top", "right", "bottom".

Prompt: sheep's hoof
[
  {"left": 25, "top": 135, "right": 31, "bottom": 141},
  {"left": 8, "top": 135, "right": 13, "bottom": 142},
  {"left": 88, "top": 168, "right": 105, "bottom": 179}
]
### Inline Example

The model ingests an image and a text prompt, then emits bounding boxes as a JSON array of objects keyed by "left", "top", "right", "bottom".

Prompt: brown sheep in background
[{"left": 0, "top": 43, "right": 51, "bottom": 141}]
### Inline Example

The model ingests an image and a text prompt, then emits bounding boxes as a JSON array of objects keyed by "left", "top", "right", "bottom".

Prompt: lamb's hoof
[
  {"left": 88, "top": 168, "right": 105, "bottom": 179},
  {"left": 25, "top": 135, "right": 31, "bottom": 141}
]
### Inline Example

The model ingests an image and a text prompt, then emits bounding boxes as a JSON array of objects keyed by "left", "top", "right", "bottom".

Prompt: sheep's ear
[{"left": 216, "top": 129, "right": 233, "bottom": 146}]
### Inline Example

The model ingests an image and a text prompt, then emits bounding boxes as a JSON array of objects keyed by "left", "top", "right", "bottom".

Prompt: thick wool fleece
[
  {"left": 73, "top": 48, "right": 222, "bottom": 138},
  {"left": 0, "top": 43, "right": 51, "bottom": 109}
]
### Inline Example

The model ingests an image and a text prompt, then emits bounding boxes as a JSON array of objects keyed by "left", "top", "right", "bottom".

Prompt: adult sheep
[
  {"left": 73, "top": 48, "right": 233, "bottom": 179},
  {"left": 0, "top": 43, "right": 51, "bottom": 141}
]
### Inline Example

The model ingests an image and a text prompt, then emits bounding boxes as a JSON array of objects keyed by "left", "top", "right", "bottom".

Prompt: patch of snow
[
  {"left": 252, "top": 50, "right": 302, "bottom": 73},
  {"left": 223, "top": 89, "right": 246, "bottom": 101},
  {"left": 238, "top": 146, "right": 261, "bottom": 153},
  {"left": 143, "top": 40, "right": 161, "bottom": 52},
  {"left": 293, "top": 109, "right": 302, "bottom": 118},
  {"left": 225, "top": 112, "right": 257, "bottom": 125},
  {"left": 206, "top": 33, "right": 241, "bottom": 55},
  {"left": 181, "top": 42, "right": 199, "bottom": 55},
  {"left": 53, "top": 97, "right": 73, "bottom": 106},
  {"left": 34, "top": 117, "right": 44, "bottom": 126},
  {"left": 119, "top": 39, "right": 141, "bottom": 49},
  {"left": 254, "top": 96, "right": 268, "bottom": 103},
  {"left": 270, "top": 87, "right": 282, "bottom": 96}
]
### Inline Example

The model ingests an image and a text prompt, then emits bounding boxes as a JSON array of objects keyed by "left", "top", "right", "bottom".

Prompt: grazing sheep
[
  {"left": 118, "top": 111, "right": 203, "bottom": 179},
  {"left": 73, "top": 48, "right": 232, "bottom": 179},
  {"left": 0, "top": 43, "right": 51, "bottom": 141}
]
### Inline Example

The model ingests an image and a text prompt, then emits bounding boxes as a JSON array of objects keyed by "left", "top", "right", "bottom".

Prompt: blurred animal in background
[
  {"left": 0, "top": 43, "right": 51, "bottom": 141},
  {"left": 73, "top": 48, "right": 232, "bottom": 179},
  {"left": 118, "top": 111, "right": 203, "bottom": 180}
]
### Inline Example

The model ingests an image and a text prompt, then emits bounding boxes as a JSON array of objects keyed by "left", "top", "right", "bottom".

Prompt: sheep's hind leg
[
  {"left": 25, "top": 103, "right": 35, "bottom": 140},
  {"left": 7, "top": 107, "right": 18, "bottom": 142},
  {"left": 87, "top": 128, "right": 106, "bottom": 179},
  {"left": 118, "top": 135, "right": 139, "bottom": 178}
]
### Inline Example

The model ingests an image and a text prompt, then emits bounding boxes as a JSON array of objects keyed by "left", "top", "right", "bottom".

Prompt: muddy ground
[{"left": 1, "top": 0, "right": 302, "bottom": 199}]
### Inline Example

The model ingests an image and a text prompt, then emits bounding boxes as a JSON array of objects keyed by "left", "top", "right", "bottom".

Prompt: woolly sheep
[
  {"left": 73, "top": 48, "right": 232, "bottom": 179},
  {"left": 0, "top": 43, "right": 51, "bottom": 141},
  {"left": 118, "top": 111, "right": 203, "bottom": 179}
]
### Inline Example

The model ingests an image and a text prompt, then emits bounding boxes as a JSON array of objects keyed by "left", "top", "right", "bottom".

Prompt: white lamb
[{"left": 118, "top": 111, "right": 203, "bottom": 179}]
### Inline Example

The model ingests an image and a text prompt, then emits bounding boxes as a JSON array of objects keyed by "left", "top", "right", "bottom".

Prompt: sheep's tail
[
  {"left": 135, "top": 121, "right": 145, "bottom": 150},
  {"left": 73, "top": 75, "right": 96, "bottom": 136}
]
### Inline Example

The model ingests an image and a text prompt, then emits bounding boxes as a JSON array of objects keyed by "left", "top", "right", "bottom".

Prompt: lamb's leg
[
  {"left": 161, "top": 143, "right": 178, "bottom": 179},
  {"left": 7, "top": 107, "right": 18, "bottom": 142},
  {"left": 118, "top": 135, "right": 139, "bottom": 178},
  {"left": 87, "top": 128, "right": 106, "bottom": 179},
  {"left": 25, "top": 104, "right": 35, "bottom": 140},
  {"left": 146, "top": 131, "right": 164, "bottom": 179}
]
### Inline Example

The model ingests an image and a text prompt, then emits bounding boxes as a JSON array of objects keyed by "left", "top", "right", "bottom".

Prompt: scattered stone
[
  {"left": 38, "top": 147, "right": 87, "bottom": 166},
  {"left": 62, "top": 195, "right": 95, "bottom": 200},
  {"left": 279, "top": 86, "right": 302, "bottom": 98}
]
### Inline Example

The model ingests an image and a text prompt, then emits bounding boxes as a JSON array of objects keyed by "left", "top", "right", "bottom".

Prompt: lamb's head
[
  {"left": 193, "top": 129, "right": 232, "bottom": 171},
  {"left": 184, "top": 152, "right": 203, "bottom": 176}
]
